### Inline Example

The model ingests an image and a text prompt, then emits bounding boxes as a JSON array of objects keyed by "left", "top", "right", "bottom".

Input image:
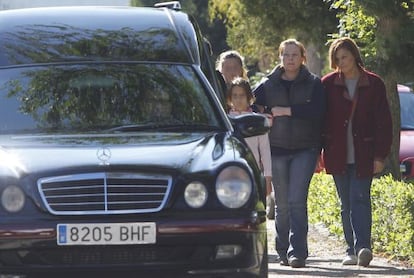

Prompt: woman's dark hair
[{"left": 329, "top": 37, "right": 364, "bottom": 70}]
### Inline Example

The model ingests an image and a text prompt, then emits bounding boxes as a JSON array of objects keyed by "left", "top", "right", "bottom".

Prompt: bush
[{"left": 308, "top": 172, "right": 414, "bottom": 265}]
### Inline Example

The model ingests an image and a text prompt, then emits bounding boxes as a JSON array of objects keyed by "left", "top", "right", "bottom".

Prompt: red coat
[{"left": 322, "top": 69, "right": 392, "bottom": 178}]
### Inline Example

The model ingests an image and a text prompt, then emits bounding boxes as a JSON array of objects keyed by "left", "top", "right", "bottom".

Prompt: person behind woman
[
  {"left": 216, "top": 50, "right": 248, "bottom": 88},
  {"left": 228, "top": 77, "right": 272, "bottom": 197},
  {"left": 322, "top": 37, "right": 392, "bottom": 267},
  {"left": 253, "top": 39, "right": 326, "bottom": 268}
]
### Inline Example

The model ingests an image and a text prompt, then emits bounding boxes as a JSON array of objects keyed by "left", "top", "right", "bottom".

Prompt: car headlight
[
  {"left": 1, "top": 185, "right": 25, "bottom": 213},
  {"left": 184, "top": 181, "right": 208, "bottom": 208},
  {"left": 216, "top": 166, "right": 252, "bottom": 208}
]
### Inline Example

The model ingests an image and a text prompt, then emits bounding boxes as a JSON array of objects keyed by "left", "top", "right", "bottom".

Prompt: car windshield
[
  {"left": 0, "top": 64, "right": 222, "bottom": 134},
  {"left": 400, "top": 92, "right": 414, "bottom": 130}
]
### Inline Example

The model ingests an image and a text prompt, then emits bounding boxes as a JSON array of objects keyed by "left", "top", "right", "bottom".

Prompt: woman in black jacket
[{"left": 253, "top": 38, "right": 326, "bottom": 268}]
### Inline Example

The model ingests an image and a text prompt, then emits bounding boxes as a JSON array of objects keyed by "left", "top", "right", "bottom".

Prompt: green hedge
[{"left": 308, "top": 172, "right": 414, "bottom": 265}]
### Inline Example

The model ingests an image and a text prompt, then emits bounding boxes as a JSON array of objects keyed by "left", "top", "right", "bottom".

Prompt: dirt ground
[{"left": 266, "top": 220, "right": 414, "bottom": 277}]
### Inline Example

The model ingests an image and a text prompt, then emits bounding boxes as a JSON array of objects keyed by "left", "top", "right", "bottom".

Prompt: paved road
[{"left": 267, "top": 220, "right": 414, "bottom": 277}]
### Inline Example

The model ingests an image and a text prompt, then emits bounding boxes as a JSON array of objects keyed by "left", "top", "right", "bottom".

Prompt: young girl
[{"left": 227, "top": 77, "right": 272, "bottom": 197}]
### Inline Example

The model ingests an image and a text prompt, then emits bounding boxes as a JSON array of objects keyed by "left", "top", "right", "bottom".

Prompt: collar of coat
[
  {"left": 267, "top": 64, "right": 311, "bottom": 82},
  {"left": 333, "top": 68, "right": 370, "bottom": 88}
]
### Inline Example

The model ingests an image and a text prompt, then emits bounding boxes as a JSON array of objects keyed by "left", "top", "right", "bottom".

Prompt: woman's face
[
  {"left": 230, "top": 86, "right": 249, "bottom": 112},
  {"left": 221, "top": 58, "right": 243, "bottom": 84},
  {"left": 280, "top": 44, "right": 303, "bottom": 73},
  {"left": 334, "top": 47, "right": 358, "bottom": 76}
]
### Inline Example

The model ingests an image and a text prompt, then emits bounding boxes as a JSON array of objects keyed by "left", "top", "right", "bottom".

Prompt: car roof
[{"left": 0, "top": 6, "right": 200, "bottom": 67}]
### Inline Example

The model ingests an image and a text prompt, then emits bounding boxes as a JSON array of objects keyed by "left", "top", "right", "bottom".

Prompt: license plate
[{"left": 57, "top": 222, "right": 156, "bottom": 246}]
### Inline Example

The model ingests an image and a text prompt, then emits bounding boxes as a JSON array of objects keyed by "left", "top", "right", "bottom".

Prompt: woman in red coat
[{"left": 322, "top": 37, "right": 392, "bottom": 267}]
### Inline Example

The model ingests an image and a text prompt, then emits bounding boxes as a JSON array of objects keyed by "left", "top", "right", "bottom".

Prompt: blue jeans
[
  {"left": 333, "top": 164, "right": 372, "bottom": 256},
  {"left": 272, "top": 148, "right": 319, "bottom": 260}
]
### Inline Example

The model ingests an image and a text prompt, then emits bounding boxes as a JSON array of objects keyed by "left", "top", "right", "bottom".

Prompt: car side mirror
[{"left": 228, "top": 113, "right": 270, "bottom": 138}]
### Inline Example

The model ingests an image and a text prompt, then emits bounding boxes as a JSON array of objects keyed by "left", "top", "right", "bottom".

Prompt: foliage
[
  {"left": 130, "top": 0, "right": 144, "bottom": 6},
  {"left": 209, "top": 0, "right": 339, "bottom": 72},
  {"left": 371, "top": 175, "right": 414, "bottom": 263},
  {"left": 327, "top": 0, "right": 414, "bottom": 82},
  {"left": 209, "top": 0, "right": 267, "bottom": 65},
  {"left": 309, "top": 172, "right": 414, "bottom": 265},
  {"left": 308, "top": 172, "right": 343, "bottom": 236},
  {"left": 326, "top": 0, "right": 377, "bottom": 66}
]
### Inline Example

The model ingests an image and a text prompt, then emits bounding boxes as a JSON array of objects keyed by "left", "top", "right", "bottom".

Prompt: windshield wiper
[{"left": 106, "top": 123, "right": 222, "bottom": 133}]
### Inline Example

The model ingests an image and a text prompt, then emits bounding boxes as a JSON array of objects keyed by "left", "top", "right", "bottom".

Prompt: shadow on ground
[{"left": 268, "top": 253, "right": 414, "bottom": 278}]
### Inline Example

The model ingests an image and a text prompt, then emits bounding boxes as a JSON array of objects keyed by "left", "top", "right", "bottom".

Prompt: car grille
[
  {"left": 1, "top": 245, "right": 214, "bottom": 269},
  {"left": 38, "top": 172, "right": 172, "bottom": 215},
  {"left": 40, "top": 246, "right": 198, "bottom": 264}
]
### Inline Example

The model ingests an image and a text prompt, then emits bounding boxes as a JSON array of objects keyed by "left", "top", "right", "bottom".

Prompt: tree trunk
[
  {"left": 383, "top": 80, "right": 401, "bottom": 180},
  {"left": 306, "top": 42, "right": 323, "bottom": 77},
  {"left": 376, "top": 17, "right": 401, "bottom": 180}
]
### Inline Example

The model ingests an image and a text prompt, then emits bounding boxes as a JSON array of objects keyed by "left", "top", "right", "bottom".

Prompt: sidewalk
[{"left": 267, "top": 220, "right": 414, "bottom": 277}]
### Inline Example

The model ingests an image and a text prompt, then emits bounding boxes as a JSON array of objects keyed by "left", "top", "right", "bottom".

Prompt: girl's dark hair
[
  {"left": 329, "top": 37, "right": 364, "bottom": 70},
  {"left": 228, "top": 77, "right": 254, "bottom": 105}
]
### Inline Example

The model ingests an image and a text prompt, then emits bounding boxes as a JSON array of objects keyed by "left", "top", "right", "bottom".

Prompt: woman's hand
[{"left": 271, "top": 106, "right": 291, "bottom": 117}]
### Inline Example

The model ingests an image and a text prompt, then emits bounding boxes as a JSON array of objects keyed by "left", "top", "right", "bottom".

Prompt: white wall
[{"left": 0, "top": 0, "right": 130, "bottom": 10}]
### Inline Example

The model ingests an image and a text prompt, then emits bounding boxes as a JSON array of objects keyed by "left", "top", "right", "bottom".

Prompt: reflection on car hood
[
  {"left": 400, "top": 130, "right": 414, "bottom": 160},
  {"left": 0, "top": 132, "right": 229, "bottom": 176}
]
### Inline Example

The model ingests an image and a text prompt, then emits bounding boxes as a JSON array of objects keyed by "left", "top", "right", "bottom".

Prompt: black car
[{"left": 0, "top": 3, "right": 269, "bottom": 278}]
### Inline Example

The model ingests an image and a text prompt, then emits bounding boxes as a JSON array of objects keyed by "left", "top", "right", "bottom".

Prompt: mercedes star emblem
[{"left": 96, "top": 147, "right": 111, "bottom": 165}]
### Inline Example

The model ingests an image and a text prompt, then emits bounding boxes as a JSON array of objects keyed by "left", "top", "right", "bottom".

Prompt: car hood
[
  {"left": 0, "top": 132, "right": 233, "bottom": 177},
  {"left": 400, "top": 130, "right": 414, "bottom": 160}
]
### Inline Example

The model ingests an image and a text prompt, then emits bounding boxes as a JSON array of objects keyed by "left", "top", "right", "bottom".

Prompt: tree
[{"left": 209, "top": 0, "right": 339, "bottom": 75}]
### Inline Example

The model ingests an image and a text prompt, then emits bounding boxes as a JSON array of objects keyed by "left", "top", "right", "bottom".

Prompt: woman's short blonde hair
[{"left": 278, "top": 38, "right": 307, "bottom": 64}]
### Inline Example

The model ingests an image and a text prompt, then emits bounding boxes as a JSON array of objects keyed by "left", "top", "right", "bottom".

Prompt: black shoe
[{"left": 288, "top": 256, "right": 305, "bottom": 268}]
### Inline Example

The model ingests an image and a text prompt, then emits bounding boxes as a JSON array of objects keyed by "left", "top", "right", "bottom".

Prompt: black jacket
[{"left": 254, "top": 65, "right": 325, "bottom": 150}]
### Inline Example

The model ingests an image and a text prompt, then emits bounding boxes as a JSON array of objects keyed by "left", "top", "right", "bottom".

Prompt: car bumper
[{"left": 0, "top": 216, "right": 267, "bottom": 277}]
